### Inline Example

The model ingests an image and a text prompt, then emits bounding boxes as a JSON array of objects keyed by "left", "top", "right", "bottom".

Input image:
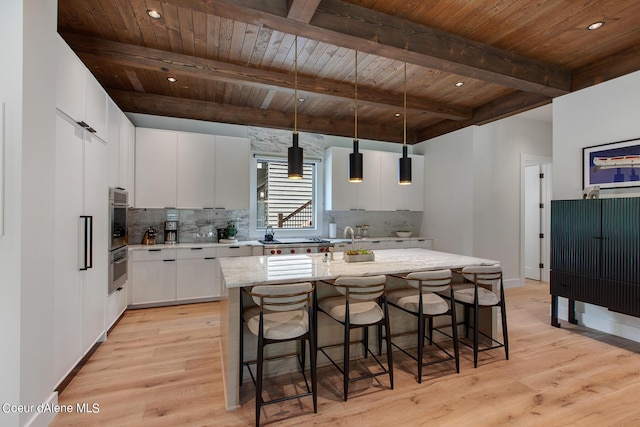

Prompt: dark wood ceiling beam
[
  {"left": 571, "top": 44, "right": 640, "bottom": 92},
  {"left": 417, "top": 91, "right": 551, "bottom": 141},
  {"left": 64, "top": 33, "right": 470, "bottom": 121},
  {"left": 110, "top": 89, "right": 414, "bottom": 143},
  {"left": 287, "top": 0, "right": 321, "bottom": 23},
  {"left": 165, "top": 0, "right": 571, "bottom": 97}
]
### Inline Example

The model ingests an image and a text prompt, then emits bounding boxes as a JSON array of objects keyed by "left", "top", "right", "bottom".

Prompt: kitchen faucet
[{"left": 343, "top": 226, "right": 355, "bottom": 246}]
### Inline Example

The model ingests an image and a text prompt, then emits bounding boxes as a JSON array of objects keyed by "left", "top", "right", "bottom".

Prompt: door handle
[{"left": 79, "top": 215, "right": 93, "bottom": 270}]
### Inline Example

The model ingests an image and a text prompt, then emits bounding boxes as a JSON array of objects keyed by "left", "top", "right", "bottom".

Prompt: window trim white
[{"left": 250, "top": 153, "right": 324, "bottom": 239}]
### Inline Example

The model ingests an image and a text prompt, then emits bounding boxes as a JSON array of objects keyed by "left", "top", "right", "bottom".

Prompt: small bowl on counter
[{"left": 395, "top": 231, "right": 412, "bottom": 238}]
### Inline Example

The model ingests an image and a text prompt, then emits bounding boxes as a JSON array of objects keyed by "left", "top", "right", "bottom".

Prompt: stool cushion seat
[
  {"left": 318, "top": 297, "right": 383, "bottom": 325},
  {"left": 387, "top": 288, "right": 449, "bottom": 315},
  {"left": 244, "top": 307, "right": 309, "bottom": 340},
  {"left": 454, "top": 287, "right": 499, "bottom": 306}
]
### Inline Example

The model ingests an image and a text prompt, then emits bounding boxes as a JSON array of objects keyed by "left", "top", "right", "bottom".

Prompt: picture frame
[{"left": 582, "top": 137, "right": 640, "bottom": 190}]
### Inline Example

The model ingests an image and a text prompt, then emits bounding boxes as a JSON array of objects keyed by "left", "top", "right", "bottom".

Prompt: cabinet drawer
[
  {"left": 177, "top": 247, "right": 218, "bottom": 260},
  {"left": 131, "top": 248, "right": 177, "bottom": 262},
  {"left": 217, "top": 245, "right": 252, "bottom": 257}
]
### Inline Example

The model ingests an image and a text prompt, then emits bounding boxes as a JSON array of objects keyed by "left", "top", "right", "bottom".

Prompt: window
[{"left": 256, "top": 158, "right": 316, "bottom": 229}]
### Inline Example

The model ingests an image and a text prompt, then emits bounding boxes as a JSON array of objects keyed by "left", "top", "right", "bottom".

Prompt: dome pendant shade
[
  {"left": 288, "top": 133, "right": 304, "bottom": 179},
  {"left": 349, "top": 139, "right": 363, "bottom": 182},
  {"left": 399, "top": 145, "right": 412, "bottom": 185}
]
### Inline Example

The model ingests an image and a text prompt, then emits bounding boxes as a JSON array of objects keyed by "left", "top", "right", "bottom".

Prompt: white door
[
  {"left": 82, "top": 132, "right": 108, "bottom": 351},
  {"left": 53, "top": 113, "right": 85, "bottom": 383},
  {"left": 525, "top": 165, "right": 541, "bottom": 280}
]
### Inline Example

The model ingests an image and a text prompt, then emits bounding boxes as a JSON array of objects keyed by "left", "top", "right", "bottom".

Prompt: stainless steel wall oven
[{"left": 109, "top": 188, "right": 128, "bottom": 294}]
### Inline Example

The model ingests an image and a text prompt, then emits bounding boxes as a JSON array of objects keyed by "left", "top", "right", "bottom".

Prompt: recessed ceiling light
[
  {"left": 147, "top": 9, "right": 161, "bottom": 19},
  {"left": 298, "top": 97, "right": 305, "bottom": 102},
  {"left": 455, "top": 81, "right": 465, "bottom": 87},
  {"left": 587, "top": 21, "right": 604, "bottom": 30},
  {"left": 167, "top": 76, "right": 177, "bottom": 83},
  {"left": 395, "top": 113, "right": 401, "bottom": 117}
]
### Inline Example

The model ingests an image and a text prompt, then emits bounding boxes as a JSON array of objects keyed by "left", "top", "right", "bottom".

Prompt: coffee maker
[{"left": 164, "top": 221, "right": 178, "bottom": 244}]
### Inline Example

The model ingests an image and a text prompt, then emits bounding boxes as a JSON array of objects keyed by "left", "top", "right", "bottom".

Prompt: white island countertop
[{"left": 219, "top": 248, "right": 498, "bottom": 288}]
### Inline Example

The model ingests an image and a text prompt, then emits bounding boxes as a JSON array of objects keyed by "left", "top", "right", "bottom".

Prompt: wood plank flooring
[{"left": 51, "top": 281, "right": 640, "bottom": 426}]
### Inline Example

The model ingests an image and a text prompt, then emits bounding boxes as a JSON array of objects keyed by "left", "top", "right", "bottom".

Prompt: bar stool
[
  {"left": 387, "top": 269, "right": 459, "bottom": 382},
  {"left": 454, "top": 265, "right": 508, "bottom": 368},
  {"left": 317, "top": 275, "right": 393, "bottom": 401},
  {"left": 240, "top": 282, "right": 317, "bottom": 427}
]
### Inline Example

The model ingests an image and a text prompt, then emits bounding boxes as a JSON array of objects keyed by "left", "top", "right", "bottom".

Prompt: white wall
[
  {"left": 0, "top": 1, "right": 58, "bottom": 426},
  {"left": 0, "top": 2, "right": 24, "bottom": 426},
  {"left": 415, "top": 115, "right": 552, "bottom": 286},
  {"left": 552, "top": 70, "right": 640, "bottom": 341},
  {"left": 414, "top": 127, "right": 475, "bottom": 255}
]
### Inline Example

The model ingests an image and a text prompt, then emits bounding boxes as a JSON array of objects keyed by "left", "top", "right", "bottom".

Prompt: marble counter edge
[{"left": 128, "top": 241, "right": 262, "bottom": 250}]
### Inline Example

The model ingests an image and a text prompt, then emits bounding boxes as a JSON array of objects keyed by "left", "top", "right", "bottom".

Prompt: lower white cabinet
[
  {"left": 131, "top": 248, "right": 177, "bottom": 305},
  {"left": 130, "top": 245, "right": 253, "bottom": 306},
  {"left": 177, "top": 248, "right": 220, "bottom": 300},
  {"left": 105, "top": 283, "right": 127, "bottom": 330}
]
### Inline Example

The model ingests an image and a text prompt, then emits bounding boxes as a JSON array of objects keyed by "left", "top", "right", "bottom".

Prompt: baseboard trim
[
  {"left": 55, "top": 341, "right": 101, "bottom": 394},
  {"left": 23, "top": 392, "right": 58, "bottom": 427}
]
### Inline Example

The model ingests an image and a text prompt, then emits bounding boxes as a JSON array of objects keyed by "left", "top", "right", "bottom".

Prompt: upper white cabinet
[
  {"left": 325, "top": 147, "right": 356, "bottom": 210},
  {"left": 325, "top": 147, "right": 424, "bottom": 211},
  {"left": 177, "top": 132, "right": 215, "bottom": 208},
  {"left": 107, "top": 99, "right": 121, "bottom": 188},
  {"left": 135, "top": 129, "right": 250, "bottom": 209},
  {"left": 214, "top": 136, "right": 251, "bottom": 209},
  {"left": 135, "top": 128, "right": 178, "bottom": 208},
  {"left": 56, "top": 35, "right": 107, "bottom": 141},
  {"left": 324, "top": 147, "right": 381, "bottom": 210}
]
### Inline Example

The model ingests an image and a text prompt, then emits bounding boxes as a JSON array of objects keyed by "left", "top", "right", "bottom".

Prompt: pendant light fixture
[
  {"left": 288, "top": 35, "right": 304, "bottom": 179},
  {"left": 399, "top": 62, "right": 412, "bottom": 185},
  {"left": 349, "top": 50, "right": 363, "bottom": 182}
]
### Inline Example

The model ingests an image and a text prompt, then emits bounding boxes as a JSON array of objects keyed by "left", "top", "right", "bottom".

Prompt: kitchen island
[{"left": 218, "top": 248, "right": 499, "bottom": 410}]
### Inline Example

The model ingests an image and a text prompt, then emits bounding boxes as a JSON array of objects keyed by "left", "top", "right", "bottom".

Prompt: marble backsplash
[
  {"left": 128, "top": 208, "right": 422, "bottom": 243},
  {"left": 324, "top": 210, "right": 423, "bottom": 238},
  {"left": 128, "top": 208, "right": 249, "bottom": 244}
]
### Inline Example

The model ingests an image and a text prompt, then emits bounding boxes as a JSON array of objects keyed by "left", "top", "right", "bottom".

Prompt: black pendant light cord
[
  {"left": 349, "top": 50, "right": 364, "bottom": 182},
  {"left": 399, "top": 61, "right": 412, "bottom": 184},
  {"left": 288, "top": 35, "right": 304, "bottom": 179}
]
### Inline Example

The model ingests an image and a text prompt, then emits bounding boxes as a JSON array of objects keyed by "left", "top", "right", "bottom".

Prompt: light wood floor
[{"left": 52, "top": 281, "right": 640, "bottom": 426}]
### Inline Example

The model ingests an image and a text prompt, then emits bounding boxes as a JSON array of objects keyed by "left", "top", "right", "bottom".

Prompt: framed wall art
[{"left": 583, "top": 137, "right": 640, "bottom": 190}]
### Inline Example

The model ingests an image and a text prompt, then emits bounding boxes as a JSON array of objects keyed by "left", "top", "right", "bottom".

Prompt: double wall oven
[{"left": 109, "top": 188, "right": 128, "bottom": 294}]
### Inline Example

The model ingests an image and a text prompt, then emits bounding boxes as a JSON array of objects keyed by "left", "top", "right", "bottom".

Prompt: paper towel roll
[{"left": 329, "top": 223, "right": 337, "bottom": 238}]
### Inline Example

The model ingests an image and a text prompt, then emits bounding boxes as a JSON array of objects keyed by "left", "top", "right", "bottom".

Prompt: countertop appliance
[
  {"left": 109, "top": 187, "right": 128, "bottom": 295},
  {"left": 141, "top": 227, "right": 157, "bottom": 245},
  {"left": 164, "top": 220, "right": 178, "bottom": 244},
  {"left": 260, "top": 237, "right": 333, "bottom": 256}
]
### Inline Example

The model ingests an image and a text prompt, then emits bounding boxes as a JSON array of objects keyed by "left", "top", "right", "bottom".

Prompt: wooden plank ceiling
[{"left": 58, "top": 0, "right": 640, "bottom": 144}]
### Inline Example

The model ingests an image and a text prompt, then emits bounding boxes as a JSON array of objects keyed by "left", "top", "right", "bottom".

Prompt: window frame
[{"left": 250, "top": 153, "right": 323, "bottom": 237}]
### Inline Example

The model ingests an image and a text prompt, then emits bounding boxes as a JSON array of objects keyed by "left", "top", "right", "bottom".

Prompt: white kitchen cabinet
[
  {"left": 379, "top": 152, "right": 403, "bottom": 210},
  {"left": 325, "top": 147, "right": 356, "bottom": 210},
  {"left": 358, "top": 150, "right": 382, "bottom": 210},
  {"left": 402, "top": 154, "right": 425, "bottom": 211},
  {"left": 53, "top": 112, "right": 108, "bottom": 385},
  {"left": 177, "top": 132, "right": 216, "bottom": 208},
  {"left": 134, "top": 130, "right": 250, "bottom": 209},
  {"left": 135, "top": 128, "right": 178, "bottom": 208},
  {"left": 105, "top": 283, "right": 127, "bottom": 331},
  {"left": 131, "top": 248, "right": 177, "bottom": 304},
  {"left": 119, "top": 113, "right": 134, "bottom": 193},
  {"left": 56, "top": 35, "right": 107, "bottom": 142},
  {"left": 56, "top": 35, "right": 86, "bottom": 126},
  {"left": 214, "top": 136, "right": 250, "bottom": 209},
  {"left": 325, "top": 147, "right": 380, "bottom": 210},
  {"left": 326, "top": 147, "right": 424, "bottom": 211},
  {"left": 177, "top": 247, "right": 220, "bottom": 300},
  {"left": 107, "top": 98, "right": 121, "bottom": 188}
]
